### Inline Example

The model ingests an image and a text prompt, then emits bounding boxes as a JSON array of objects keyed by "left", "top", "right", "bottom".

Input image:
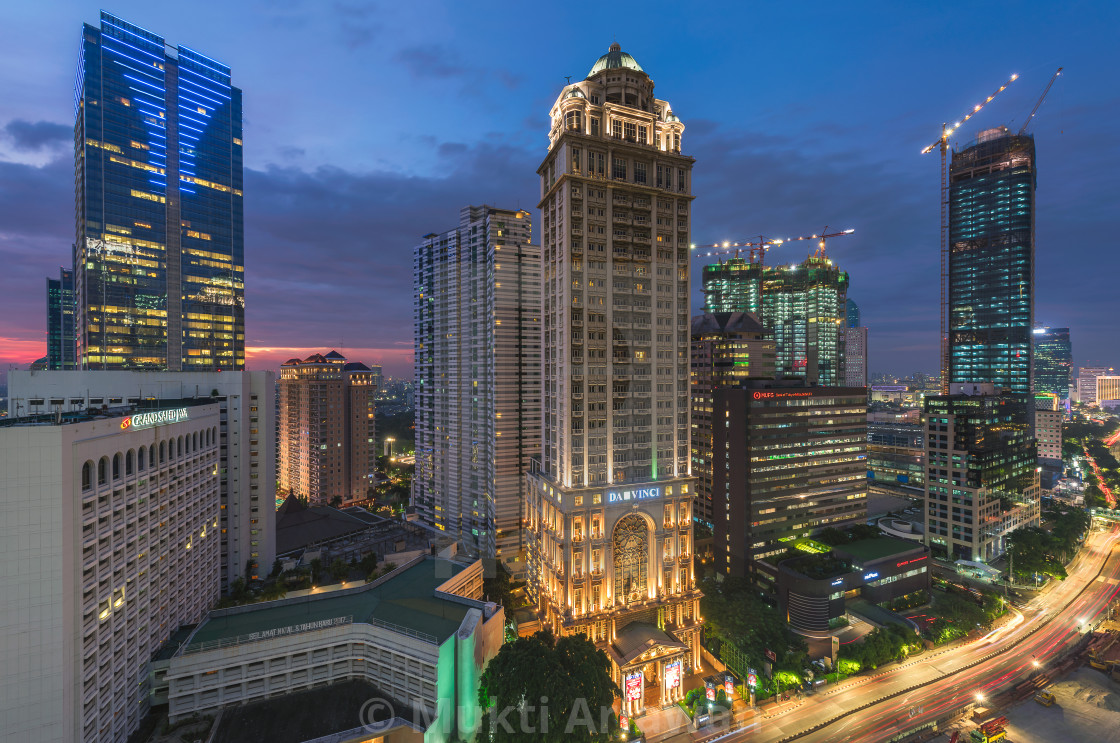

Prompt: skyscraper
[
  {"left": 525, "top": 44, "right": 701, "bottom": 716},
  {"left": 46, "top": 266, "right": 76, "bottom": 369},
  {"left": 846, "top": 297, "right": 860, "bottom": 328},
  {"left": 843, "top": 325, "right": 868, "bottom": 388},
  {"left": 279, "top": 351, "right": 377, "bottom": 506},
  {"left": 412, "top": 207, "right": 541, "bottom": 570},
  {"left": 948, "top": 127, "right": 1035, "bottom": 393},
  {"left": 1077, "top": 366, "right": 1113, "bottom": 404},
  {"left": 1032, "top": 326, "right": 1072, "bottom": 398},
  {"left": 702, "top": 255, "right": 849, "bottom": 385},
  {"left": 690, "top": 312, "right": 775, "bottom": 524},
  {"left": 74, "top": 12, "right": 244, "bottom": 371}
]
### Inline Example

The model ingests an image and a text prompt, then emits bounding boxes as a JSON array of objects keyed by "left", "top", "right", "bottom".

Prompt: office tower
[
  {"left": 0, "top": 400, "right": 221, "bottom": 743},
  {"left": 47, "top": 267, "right": 77, "bottom": 369},
  {"left": 711, "top": 380, "right": 868, "bottom": 583},
  {"left": 412, "top": 207, "right": 541, "bottom": 571},
  {"left": 1077, "top": 366, "right": 1113, "bottom": 404},
  {"left": 1097, "top": 376, "right": 1120, "bottom": 407},
  {"left": 279, "top": 351, "right": 377, "bottom": 507},
  {"left": 9, "top": 369, "right": 276, "bottom": 589},
  {"left": 843, "top": 325, "right": 869, "bottom": 388},
  {"left": 846, "top": 298, "right": 860, "bottom": 328},
  {"left": 867, "top": 412, "right": 925, "bottom": 501},
  {"left": 923, "top": 383, "right": 1039, "bottom": 562},
  {"left": 1032, "top": 327, "right": 1071, "bottom": 398},
  {"left": 690, "top": 312, "right": 775, "bottom": 524},
  {"left": 702, "top": 255, "right": 849, "bottom": 385},
  {"left": 75, "top": 12, "right": 244, "bottom": 371},
  {"left": 1033, "top": 393, "right": 1063, "bottom": 467},
  {"left": 947, "top": 127, "right": 1035, "bottom": 393},
  {"left": 525, "top": 44, "right": 701, "bottom": 716}
]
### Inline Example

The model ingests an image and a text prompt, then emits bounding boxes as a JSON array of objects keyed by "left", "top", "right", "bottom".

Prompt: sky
[{"left": 0, "top": 0, "right": 1117, "bottom": 380}]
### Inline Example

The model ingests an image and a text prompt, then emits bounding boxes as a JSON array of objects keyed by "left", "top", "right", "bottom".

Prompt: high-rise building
[
  {"left": 843, "top": 325, "right": 868, "bottom": 388},
  {"left": 1032, "top": 327, "right": 1071, "bottom": 398},
  {"left": 690, "top": 312, "right": 775, "bottom": 524},
  {"left": 47, "top": 266, "right": 76, "bottom": 369},
  {"left": 412, "top": 206, "right": 541, "bottom": 571},
  {"left": 279, "top": 351, "right": 377, "bottom": 506},
  {"left": 702, "top": 255, "right": 849, "bottom": 385},
  {"left": 8, "top": 369, "right": 276, "bottom": 589},
  {"left": 525, "top": 44, "right": 701, "bottom": 716},
  {"left": 846, "top": 298, "right": 860, "bottom": 328},
  {"left": 1076, "top": 366, "right": 1113, "bottom": 404},
  {"left": 923, "top": 383, "right": 1040, "bottom": 562},
  {"left": 1033, "top": 393, "right": 1063, "bottom": 467},
  {"left": 0, "top": 400, "right": 221, "bottom": 743},
  {"left": 948, "top": 127, "right": 1035, "bottom": 393},
  {"left": 867, "top": 412, "right": 925, "bottom": 501},
  {"left": 711, "top": 380, "right": 868, "bottom": 583},
  {"left": 1097, "top": 376, "right": 1120, "bottom": 407},
  {"left": 74, "top": 12, "right": 244, "bottom": 371}
]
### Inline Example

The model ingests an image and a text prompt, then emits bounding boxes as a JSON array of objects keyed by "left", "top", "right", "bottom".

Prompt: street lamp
[{"left": 975, "top": 693, "right": 985, "bottom": 703}]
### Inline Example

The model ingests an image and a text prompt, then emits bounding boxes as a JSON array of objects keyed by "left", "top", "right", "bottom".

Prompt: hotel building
[{"left": 525, "top": 43, "right": 701, "bottom": 717}]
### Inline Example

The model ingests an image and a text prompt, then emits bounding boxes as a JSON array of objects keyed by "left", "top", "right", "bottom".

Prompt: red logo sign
[
  {"left": 120, "top": 417, "right": 132, "bottom": 430},
  {"left": 625, "top": 672, "right": 643, "bottom": 701},
  {"left": 895, "top": 556, "right": 927, "bottom": 568}
]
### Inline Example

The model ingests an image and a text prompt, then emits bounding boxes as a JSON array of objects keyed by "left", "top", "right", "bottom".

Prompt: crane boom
[
  {"left": 692, "top": 229, "right": 854, "bottom": 263},
  {"left": 1019, "top": 67, "right": 1063, "bottom": 135}
]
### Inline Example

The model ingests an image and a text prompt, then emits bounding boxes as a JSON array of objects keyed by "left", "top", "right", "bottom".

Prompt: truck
[
  {"left": 1034, "top": 690, "right": 1056, "bottom": 706},
  {"left": 970, "top": 716, "right": 1008, "bottom": 743}
]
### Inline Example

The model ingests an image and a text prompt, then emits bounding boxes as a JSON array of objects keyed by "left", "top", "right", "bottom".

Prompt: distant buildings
[
  {"left": 702, "top": 255, "right": 849, "bottom": 385},
  {"left": 1032, "top": 327, "right": 1071, "bottom": 398},
  {"left": 525, "top": 43, "right": 701, "bottom": 716},
  {"left": 47, "top": 267, "right": 76, "bottom": 369},
  {"left": 1033, "top": 393, "right": 1063, "bottom": 468},
  {"left": 1097, "top": 376, "right": 1120, "bottom": 407},
  {"left": 867, "top": 412, "right": 925, "bottom": 501},
  {"left": 1076, "top": 366, "right": 1114, "bottom": 405},
  {"left": 843, "top": 325, "right": 868, "bottom": 388},
  {"left": 846, "top": 298, "right": 860, "bottom": 328},
  {"left": 279, "top": 351, "right": 377, "bottom": 507},
  {"left": 948, "top": 127, "right": 1035, "bottom": 394},
  {"left": 412, "top": 206, "right": 541, "bottom": 571},
  {"left": 9, "top": 369, "right": 277, "bottom": 589},
  {"left": 690, "top": 312, "right": 775, "bottom": 524},
  {"left": 712, "top": 380, "right": 868, "bottom": 585},
  {"left": 0, "top": 400, "right": 221, "bottom": 743},
  {"left": 923, "top": 383, "right": 1039, "bottom": 562},
  {"left": 74, "top": 12, "right": 244, "bottom": 370}
]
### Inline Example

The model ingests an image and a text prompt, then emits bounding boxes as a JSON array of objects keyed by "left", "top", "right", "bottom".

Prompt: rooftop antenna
[{"left": 564, "top": 75, "right": 572, "bottom": 85}]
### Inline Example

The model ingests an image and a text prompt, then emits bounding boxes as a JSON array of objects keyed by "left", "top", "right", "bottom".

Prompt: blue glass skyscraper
[
  {"left": 947, "top": 126, "right": 1034, "bottom": 393},
  {"left": 74, "top": 12, "right": 244, "bottom": 370},
  {"left": 46, "top": 266, "right": 76, "bottom": 369}
]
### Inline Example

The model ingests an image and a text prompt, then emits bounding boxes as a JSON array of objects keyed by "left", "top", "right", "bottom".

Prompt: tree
[
  {"left": 329, "top": 495, "right": 343, "bottom": 509},
  {"left": 359, "top": 552, "right": 379, "bottom": 577},
  {"left": 478, "top": 631, "right": 619, "bottom": 742},
  {"left": 1007, "top": 527, "right": 1067, "bottom": 581},
  {"left": 329, "top": 558, "right": 349, "bottom": 583},
  {"left": 701, "top": 576, "right": 807, "bottom": 678},
  {"left": 309, "top": 558, "right": 323, "bottom": 586},
  {"left": 269, "top": 558, "right": 283, "bottom": 579}
]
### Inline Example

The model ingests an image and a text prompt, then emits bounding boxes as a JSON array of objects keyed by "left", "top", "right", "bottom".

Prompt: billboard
[
  {"left": 625, "top": 672, "right": 643, "bottom": 702},
  {"left": 665, "top": 660, "right": 681, "bottom": 689}
]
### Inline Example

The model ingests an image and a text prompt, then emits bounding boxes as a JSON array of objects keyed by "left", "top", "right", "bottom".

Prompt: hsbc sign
[{"left": 120, "top": 408, "right": 190, "bottom": 430}]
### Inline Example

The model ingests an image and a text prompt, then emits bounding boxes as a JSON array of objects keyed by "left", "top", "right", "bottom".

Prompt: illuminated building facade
[
  {"left": 1076, "top": 366, "right": 1113, "bottom": 404},
  {"left": 1033, "top": 393, "right": 1063, "bottom": 466},
  {"left": 702, "top": 256, "right": 849, "bottom": 385},
  {"left": 1032, "top": 327, "right": 1071, "bottom": 398},
  {"left": 690, "top": 312, "right": 775, "bottom": 524},
  {"left": 922, "top": 383, "right": 1039, "bottom": 562},
  {"left": 843, "top": 325, "right": 868, "bottom": 388},
  {"left": 711, "top": 381, "right": 868, "bottom": 585},
  {"left": 0, "top": 400, "right": 220, "bottom": 743},
  {"left": 846, "top": 298, "right": 860, "bottom": 328},
  {"left": 74, "top": 12, "right": 244, "bottom": 371},
  {"left": 948, "top": 127, "right": 1035, "bottom": 393},
  {"left": 47, "top": 266, "right": 77, "bottom": 369},
  {"left": 526, "top": 44, "right": 700, "bottom": 717},
  {"left": 279, "top": 352, "right": 377, "bottom": 506},
  {"left": 412, "top": 206, "right": 541, "bottom": 570},
  {"left": 867, "top": 413, "right": 925, "bottom": 501}
]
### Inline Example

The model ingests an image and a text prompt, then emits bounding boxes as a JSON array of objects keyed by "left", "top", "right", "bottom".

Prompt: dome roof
[
  {"left": 588, "top": 42, "right": 644, "bottom": 76},
  {"left": 564, "top": 87, "right": 586, "bottom": 99}
]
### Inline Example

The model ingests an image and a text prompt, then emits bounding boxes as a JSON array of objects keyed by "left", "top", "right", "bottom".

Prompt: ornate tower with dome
[{"left": 524, "top": 43, "right": 701, "bottom": 717}]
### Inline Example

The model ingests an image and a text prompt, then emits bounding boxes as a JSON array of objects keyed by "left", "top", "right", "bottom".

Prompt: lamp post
[{"left": 384, "top": 437, "right": 395, "bottom": 460}]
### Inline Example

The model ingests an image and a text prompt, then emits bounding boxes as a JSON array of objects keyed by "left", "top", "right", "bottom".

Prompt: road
[{"left": 722, "top": 526, "right": 1120, "bottom": 743}]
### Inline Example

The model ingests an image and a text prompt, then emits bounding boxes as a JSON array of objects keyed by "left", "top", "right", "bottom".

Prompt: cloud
[
  {"left": 3, "top": 120, "right": 70, "bottom": 152},
  {"left": 394, "top": 45, "right": 465, "bottom": 79}
]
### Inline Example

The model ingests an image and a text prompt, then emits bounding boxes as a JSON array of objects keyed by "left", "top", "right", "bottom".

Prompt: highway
[{"left": 724, "top": 526, "right": 1120, "bottom": 743}]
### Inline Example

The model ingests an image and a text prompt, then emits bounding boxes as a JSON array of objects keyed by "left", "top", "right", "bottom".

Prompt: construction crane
[
  {"left": 1019, "top": 67, "right": 1063, "bottom": 134},
  {"left": 922, "top": 73, "right": 1018, "bottom": 393},
  {"left": 692, "top": 228, "right": 855, "bottom": 265}
]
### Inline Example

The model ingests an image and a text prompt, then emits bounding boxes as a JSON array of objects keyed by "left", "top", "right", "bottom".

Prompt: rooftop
[
  {"left": 275, "top": 494, "right": 373, "bottom": 555},
  {"left": 0, "top": 397, "right": 216, "bottom": 428},
  {"left": 187, "top": 557, "right": 471, "bottom": 650},
  {"left": 834, "top": 536, "right": 924, "bottom": 564},
  {"left": 588, "top": 42, "right": 644, "bottom": 76}
]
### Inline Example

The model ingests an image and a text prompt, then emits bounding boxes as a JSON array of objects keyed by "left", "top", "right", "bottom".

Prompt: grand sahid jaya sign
[{"left": 120, "top": 408, "right": 190, "bottom": 431}]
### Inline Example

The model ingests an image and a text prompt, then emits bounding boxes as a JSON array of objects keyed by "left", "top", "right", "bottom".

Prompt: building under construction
[
  {"left": 702, "top": 255, "right": 849, "bottom": 386},
  {"left": 948, "top": 127, "right": 1036, "bottom": 394}
]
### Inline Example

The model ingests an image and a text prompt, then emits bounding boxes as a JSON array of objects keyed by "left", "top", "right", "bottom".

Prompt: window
[
  {"left": 612, "top": 120, "right": 623, "bottom": 138},
  {"left": 624, "top": 121, "right": 636, "bottom": 141},
  {"left": 565, "top": 110, "right": 582, "bottom": 131},
  {"left": 571, "top": 147, "right": 581, "bottom": 173},
  {"left": 612, "top": 157, "right": 627, "bottom": 180},
  {"left": 678, "top": 169, "right": 686, "bottom": 192},
  {"left": 82, "top": 461, "right": 93, "bottom": 490},
  {"left": 634, "top": 162, "right": 647, "bottom": 184},
  {"left": 590, "top": 117, "right": 600, "bottom": 136},
  {"left": 637, "top": 124, "right": 647, "bottom": 144}
]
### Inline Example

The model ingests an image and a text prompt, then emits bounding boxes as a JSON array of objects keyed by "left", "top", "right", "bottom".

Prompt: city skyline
[{"left": 1, "top": 1, "right": 1117, "bottom": 378}]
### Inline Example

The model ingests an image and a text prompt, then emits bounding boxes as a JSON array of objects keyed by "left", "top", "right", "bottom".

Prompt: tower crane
[
  {"left": 922, "top": 73, "right": 1018, "bottom": 393},
  {"left": 1019, "top": 67, "right": 1063, "bottom": 135},
  {"left": 692, "top": 228, "right": 855, "bottom": 265}
]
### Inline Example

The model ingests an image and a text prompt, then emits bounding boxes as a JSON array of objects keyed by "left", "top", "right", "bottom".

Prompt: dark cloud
[
  {"left": 3, "top": 120, "right": 70, "bottom": 152},
  {"left": 394, "top": 45, "right": 465, "bottom": 79}
]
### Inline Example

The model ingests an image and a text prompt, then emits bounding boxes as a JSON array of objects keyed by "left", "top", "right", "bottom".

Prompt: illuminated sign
[
  {"left": 608, "top": 487, "right": 661, "bottom": 503},
  {"left": 705, "top": 679, "right": 716, "bottom": 701},
  {"left": 665, "top": 661, "right": 681, "bottom": 689},
  {"left": 896, "top": 556, "right": 928, "bottom": 568},
  {"left": 747, "top": 672, "right": 758, "bottom": 688},
  {"left": 120, "top": 408, "right": 190, "bottom": 431},
  {"left": 831, "top": 579, "right": 843, "bottom": 586},
  {"left": 863, "top": 572, "right": 879, "bottom": 581},
  {"left": 625, "top": 672, "right": 644, "bottom": 701},
  {"left": 724, "top": 674, "right": 735, "bottom": 698},
  {"left": 752, "top": 390, "right": 814, "bottom": 400}
]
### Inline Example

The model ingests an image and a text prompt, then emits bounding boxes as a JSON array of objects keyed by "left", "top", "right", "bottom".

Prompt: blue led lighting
[
  {"left": 178, "top": 121, "right": 205, "bottom": 134},
  {"left": 178, "top": 75, "right": 231, "bottom": 100},
  {"left": 179, "top": 92, "right": 222, "bottom": 110},
  {"left": 102, "top": 30, "right": 163, "bottom": 61},
  {"left": 102, "top": 13, "right": 164, "bottom": 48},
  {"left": 103, "top": 46, "right": 165, "bottom": 78},
  {"left": 178, "top": 45, "right": 230, "bottom": 74},
  {"left": 123, "top": 74, "right": 163, "bottom": 92}
]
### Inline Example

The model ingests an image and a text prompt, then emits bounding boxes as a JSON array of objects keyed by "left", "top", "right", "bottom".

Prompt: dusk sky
[{"left": 1, "top": 1, "right": 1116, "bottom": 379}]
